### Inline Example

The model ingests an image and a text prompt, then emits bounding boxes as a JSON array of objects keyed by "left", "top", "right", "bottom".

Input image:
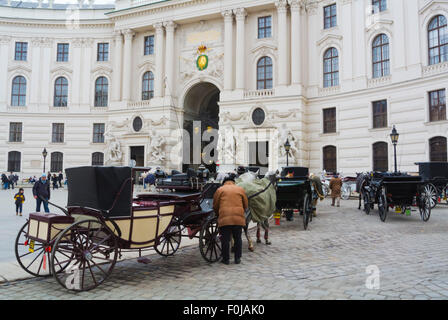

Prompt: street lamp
[
  {"left": 284, "top": 139, "right": 291, "bottom": 167},
  {"left": 42, "top": 148, "right": 48, "bottom": 173},
  {"left": 390, "top": 126, "right": 399, "bottom": 173}
]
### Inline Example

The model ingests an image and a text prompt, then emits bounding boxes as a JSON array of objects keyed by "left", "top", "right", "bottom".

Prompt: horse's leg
[
  {"left": 264, "top": 222, "right": 271, "bottom": 245},
  {"left": 358, "top": 191, "right": 361, "bottom": 210},
  {"left": 256, "top": 223, "right": 261, "bottom": 243},
  {"left": 245, "top": 225, "right": 254, "bottom": 252}
]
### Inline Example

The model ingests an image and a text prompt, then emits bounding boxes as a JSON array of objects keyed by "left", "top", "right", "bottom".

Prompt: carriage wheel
[
  {"left": 419, "top": 193, "right": 431, "bottom": 222},
  {"left": 322, "top": 184, "right": 330, "bottom": 198},
  {"left": 378, "top": 191, "right": 387, "bottom": 222},
  {"left": 51, "top": 219, "right": 118, "bottom": 291},
  {"left": 199, "top": 217, "right": 222, "bottom": 263},
  {"left": 155, "top": 218, "right": 182, "bottom": 257},
  {"left": 341, "top": 184, "right": 351, "bottom": 200},
  {"left": 15, "top": 221, "right": 73, "bottom": 278},
  {"left": 424, "top": 183, "right": 438, "bottom": 209},
  {"left": 302, "top": 194, "right": 312, "bottom": 230},
  {"left": 362, "top": 191, "right": 370, "bottom": 215}
]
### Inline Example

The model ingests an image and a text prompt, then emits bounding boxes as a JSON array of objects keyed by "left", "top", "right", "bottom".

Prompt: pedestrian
[
  {"left": 52, "top": 174, "right": 58, "bottom": 190},
  {"left": 14, "top": 188, "right": 25, "bottom": 216},
  {"left": 47, "top": 171, "right": 51, "bottom": 181},
  {"left": 58, "top": 171, "right": 63, "bottom": 188},
  {"left": 1, "top": 173, "right": 8, "bottom": 190},
  {"left": 329, "top": 173, "right": 343, "bottom": 207},
  {"left": 213, "top": 174, "right": 248, "bottom": 265},
  {"left": 32, "top": 174, "right": 51, "bottom": 213},
  {"left": 309, "top": 173, "right": 325, "bottom": 217},
  {"left": 9, "top": 172, "right": 14, "bottom": 189}
]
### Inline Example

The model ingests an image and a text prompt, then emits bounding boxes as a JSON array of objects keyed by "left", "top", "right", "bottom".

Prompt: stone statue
[
  {"left": 278, "top": 124, "right": 300, "bottom": 164},
  {"left": 148, "top": 129, "right": 166, "bottom": 163},
  {"left": 104, "top": 129, "right": 123, "bottom": 165}
]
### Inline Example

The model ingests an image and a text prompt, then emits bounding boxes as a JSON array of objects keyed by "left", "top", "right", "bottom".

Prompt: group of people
[
  {"left": 48, "top": 171, "right": 64, "bottom": 190},
  {"left": 1, "top": 172, "right": 19, "bottom": 190}
]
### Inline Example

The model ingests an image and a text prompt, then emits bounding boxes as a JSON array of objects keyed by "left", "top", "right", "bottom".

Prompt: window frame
[
  {"left": 324, "top": 4, "right": 337, "bottom": 29},
  {"left": 144, "top": 35, "right": 155, "bottom": 56},
  {"left": 323, "top": 47, "right": 339, "bottom": 88},
  {"left": 11, "top": 75, "right": 27, "bottom": 107},
  {"left": 372, "top": 142, "right": 389, "bottom": 172},
  {"left": 50, "top": 152, "right": 63, "bottom": 173},
  {"left": 56, "top": 43, "right": 70, "bottom": 62},
  {"left": 9, "top": 122, "right": 22, "bottom": 142},
  {"left": 14, "top": 42, "right": 28, "bottom": 61},
  {"left": 372, "top": 34, "right": 390, "bottom": 78},
  {"left": 372, "top": 100, "right": 388, "bottom": 129},
  {"left": 93, "top": 123, "right": 105, "bottom": 143},
  {"left": 258, "top": 16, "right": 272, "bottom": 39},
  {"left": 323, "top": 145, "right": 337, "bottom": 173},
  {"left": 428, "top": 15, "right": 448, "bottom": 66},
  {"left": 94, "top": 76, "right": 109, "bottom": 107},
  {"left": 429, "top": 136, "right": 447, "bottom": 162},
  {"left": 372, "top": 0, "right": 387, "bottom": 14},
  {"left": 256, "top": 56, "right": 273, "bottom": 90},
  {"left": 92, "top": 152, "right": 104, "bottom": 166},
  {"left": 142, "top": 71, "right": 154, "bottom": 100},
  {"left": 323, "top": 107, "right": 337, "bottom": 134},
  {"left": 7, "top": 151, "right": 21, "bottom": 172},
  {"left": 428, "top": 89, "right": 446, "bottom": 122},
  {"left": 52, "top": 123, "right": 65, "bottom": 143},
  {"left": 97, "top": 43, "right": 109, "bottom": 62},
  {"left": 54, "top": 76, "right": 68, "bottom": 107}
]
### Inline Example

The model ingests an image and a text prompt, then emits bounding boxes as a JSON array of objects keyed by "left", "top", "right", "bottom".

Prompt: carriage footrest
[{"left": 27, "top": 212, "right": 75, "bottom": 244}]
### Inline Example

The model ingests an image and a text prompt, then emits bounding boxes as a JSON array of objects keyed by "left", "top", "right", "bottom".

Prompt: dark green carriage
[{"left": 275, "top": 167, "right": 314, "bottom": 230}]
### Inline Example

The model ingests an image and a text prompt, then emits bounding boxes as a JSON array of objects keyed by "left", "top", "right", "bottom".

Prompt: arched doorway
[{"left": 183, "top": 82, "right": 220, "bottom": 173}]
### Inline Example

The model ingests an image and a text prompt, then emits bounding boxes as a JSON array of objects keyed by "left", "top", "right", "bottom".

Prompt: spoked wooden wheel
[
  {"left": 378, "top": 191, "right": 387, "bottom": 222},
  {"left": 341, "top": 184, "right": 351, "bottom": 200},
  {"left": 15, "top": 221, "right": 73, "bottom": 277},
  {"left": 424, "top": 183, "right": 438, "bottom": 209},
  {"left": 199, "top": 217, "right": 222, "bottom": 263},
  {"left": 363, "top": 191, "right": 371, "bottom": 215},
  {"left": 419, "top": 193, "right": 431, "bottom": 222},
  {"left": 155, "top": 218, "right": 181, "bottom": 257},
  {"left": 302, "top": 193, "right": 312, "bottom": 230},
  {"left": 51, "top": 219, "right": 118, "bottom": 291}
]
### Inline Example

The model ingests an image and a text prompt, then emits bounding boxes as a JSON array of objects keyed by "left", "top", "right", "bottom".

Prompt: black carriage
[
  {"left": 14, "top": 166, "right": 221, "bottom": 291},
  {"left": 360, "top": 172, "right": 431, "bottom": 222},
  {"left": 416, "top": 162, "right": 448, "bottom": 209},
  {"left": 275, "top": 167, "right": 314, "bottom": 230}
]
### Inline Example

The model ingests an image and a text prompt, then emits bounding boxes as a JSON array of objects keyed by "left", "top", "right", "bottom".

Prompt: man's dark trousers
[
  {"left": 220, "top": 225, "right": 242, "bottom": 262},
  {"left": 36, "top": 198, "right": 49, "bottom": 213}
]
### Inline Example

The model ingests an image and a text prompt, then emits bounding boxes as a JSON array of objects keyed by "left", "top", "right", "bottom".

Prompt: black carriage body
[
  {"left": 417, "top": 162, "right": 448, "bottom": 180},
  {"left": 382, "top": 175, "right": 425, "bottom": 207},
  {"left": 276, "top": 167, "right": 312, "bottom": 211}
]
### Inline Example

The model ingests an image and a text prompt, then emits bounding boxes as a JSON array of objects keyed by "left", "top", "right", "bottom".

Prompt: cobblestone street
[{"left": 1, "top": 198, "right": 448, "bottom": 300}]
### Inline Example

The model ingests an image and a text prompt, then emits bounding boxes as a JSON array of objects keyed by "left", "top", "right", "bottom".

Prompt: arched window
[
  {"left": 54, "top": 77, "right": 68, "bottom": 107},
  {"left": 323, "top": 48, "right": 339, "bottom": 88},
  {"left": 142, "top": 71, "right": 154, "bottom": 100},
  {"left": 7, "top": 151, "right": 21, "bottom": 172},
  {"left": 95, "top": 76, "right": 108, "bottom": 107},
  {"left": 323, "top": 145, "right": 337, "bottom": 173},
  {"left": 257, "top": 56, "right": 273, "bottom": 90},
  {"left": 50, "top": 152, "right": 63, "bottom": 172},
  {"left": 429, "top": 136, "right": 447, "bottom": 162},
  {"left": 92, "top": 152, "right": 104, "bottom": 166},
  {"left": 372, "top": 34, "right": 390, "bottom": 78},
  {"left": 428, "top": 15, "right": 448, "bottom": 65},
  {"left": 373, "top": 142, "right": 388, "bottom": 172},
  {"left": 11, "top": 76, "right": 26, "bottom": 106}
]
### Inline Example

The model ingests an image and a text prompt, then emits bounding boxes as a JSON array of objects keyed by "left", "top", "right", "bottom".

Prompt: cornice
[
  {"left": 316, "top": 34, "right": 343, "bottom": 47},
  {"left": 0, "top": 18, "right": 113, "bottom": 29}
]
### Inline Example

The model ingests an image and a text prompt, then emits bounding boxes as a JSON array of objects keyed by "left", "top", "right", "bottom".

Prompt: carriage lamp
[
  {"left": 42, "top": 148, "right": 48, "bottom": 173},
  {"left": 390, "top": 126, "right": 399, "bottom": 173},
  {"left": 284, "top": 139, "right": 291, "bottom": 166}
]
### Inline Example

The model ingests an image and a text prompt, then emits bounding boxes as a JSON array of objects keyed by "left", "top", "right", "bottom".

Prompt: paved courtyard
[{"left": 0, "top": 187, "right": 447, "bottom": 300}]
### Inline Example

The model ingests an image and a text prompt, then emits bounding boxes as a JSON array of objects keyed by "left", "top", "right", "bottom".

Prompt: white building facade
[{"left": 1, "top": 0, "right": 447, "bottom": 176}]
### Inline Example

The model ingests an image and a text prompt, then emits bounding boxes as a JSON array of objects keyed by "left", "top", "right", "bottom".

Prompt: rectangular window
[
  {"left": 57, "top": 43, "right": 69, "bottom": 62},
  {"left": 429, "top": 89, "right": 446, "bottom": 122},
  {"left": 372, "top": 100, "right": 388, "bottom": 128},
  {"left": 9, "top": 122, "right": 22, "bottom": 142},
  {"left": 15, "top": 42, "right": 28, "bottom": 61},
  {"left": 324, "top": 4, "right": 337, "bottom": 29},
  {"left": 144, "top": 35, "right": 154, "bottom": 55},
  {"left": 97, "top": 43, "right": 109, "bottom": 61},
  {"left": 372, "top": 0, "right": 387, "bottom": 14},
  {"left": 323, "top": 107, "right": 336, "bottom": 134},
  {"left": 93, "top": 123, "right": 105, "bottom": 143},
  {"left": 258, "top": 16, "right": 272, "bottom": 39},
  {"left": 52, "top": 123, "right": 64, "bottom": 143}
]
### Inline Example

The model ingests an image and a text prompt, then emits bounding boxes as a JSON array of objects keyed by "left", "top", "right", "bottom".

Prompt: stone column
[
  {"left": 154, "top": 22, "right": 165, "bottom": 98},
  {"left": 113, "top": 31, "right": 123, "bottom": 102},
  {"left": 222, "top": 10, "right": 234, "bottom": 91},
  {"left": 0, "top": 36, "right": 10, "bottom": 108},
  {"left": 234, "top": 8, "right": 247, "bottom": 90},
  {"left": 289, "top": 0, "right": 302, "bottom": 85},
  {"left": 164, "top": 21, "right": 176, "bottom": 97},
  {"left": 122, "top": 29, "right": 134, "bottom": 101},
  {"left": 276, "top": 0, "right": 289, "bottom": 86}
]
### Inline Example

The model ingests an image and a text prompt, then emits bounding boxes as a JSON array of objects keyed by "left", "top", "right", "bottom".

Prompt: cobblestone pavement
[{"left": 1, "top": 198, "right": 447, "bottom": 300}]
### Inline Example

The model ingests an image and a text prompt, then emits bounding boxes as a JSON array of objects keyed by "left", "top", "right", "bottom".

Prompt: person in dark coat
[
  {"left": 213, "top": 174, "right": 248, "bottom": 265},
  {"left": 51, "top": 174, "right": 59, "bottom": 190},
  {"left": 33, "top": 174, "right": 51, "bottom": 213},
  {"left": 58, "top": 171, "right": 63, "bottom": 188},
  {"left": 1, "top": 173, "right": 8, "bottom": 190},
  {"left": 9, "top": 172, "right": 14, "bottom": 189}
]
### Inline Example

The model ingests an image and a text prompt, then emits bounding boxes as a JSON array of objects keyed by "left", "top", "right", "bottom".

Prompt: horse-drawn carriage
[
  {"left": 14, "top": 166, "right": 221, "bottom": 291},
  {"left": 358, "top": 171, "right": 431, "bottom": 222},
  {"left": 275, "top": 167, "right": 315, "bottom": 230},
  {"left": 416, "top": 162, "right": 448, "bottom": 209}
]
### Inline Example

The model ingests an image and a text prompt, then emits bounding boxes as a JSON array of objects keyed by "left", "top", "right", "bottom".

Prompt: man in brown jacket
[
  {"left": 329, "top": 173, "right": 343, "bottom": 207},
  {"left": 213, "top": 174, "right": 248, "bottom": 265}
]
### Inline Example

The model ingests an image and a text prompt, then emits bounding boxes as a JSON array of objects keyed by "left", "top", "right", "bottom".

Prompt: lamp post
[
  {"left": 390, "top": 126, "right": 399, "bottom": 173},
  {"left": 284, "top": 139, "right": 291, "bottom": 167},
  {"left": 42, "top": 148, "right": 48, "bottom": 173}
]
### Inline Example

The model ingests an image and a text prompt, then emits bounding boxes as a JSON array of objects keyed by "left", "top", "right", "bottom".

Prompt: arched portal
[{"left": 183, "top": 82, "right": 220, "bottom": 173}]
